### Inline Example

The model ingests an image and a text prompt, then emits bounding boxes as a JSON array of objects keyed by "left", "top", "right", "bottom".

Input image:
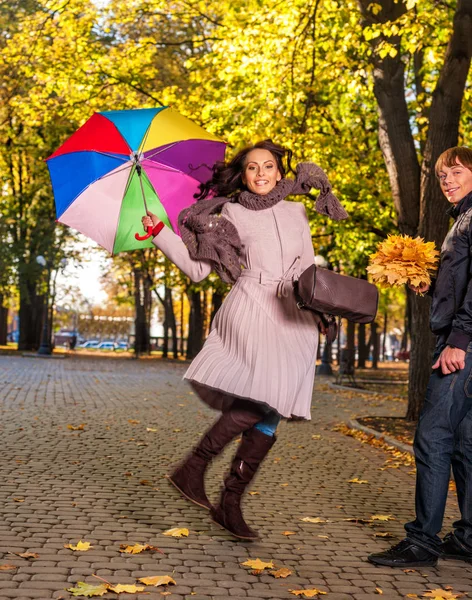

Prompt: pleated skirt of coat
[{"left": 184, "top": 275, "right": 319, "bottom": 420}]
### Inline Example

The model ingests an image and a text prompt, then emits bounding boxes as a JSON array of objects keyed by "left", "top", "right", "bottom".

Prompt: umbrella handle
[{"left": 135, "top": 226, "right": 153, "bottom": 241}]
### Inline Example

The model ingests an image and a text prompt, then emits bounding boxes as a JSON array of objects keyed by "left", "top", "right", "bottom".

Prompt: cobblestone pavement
[{"left": 0, "top": 354, "right": 471, "bottom": 600}]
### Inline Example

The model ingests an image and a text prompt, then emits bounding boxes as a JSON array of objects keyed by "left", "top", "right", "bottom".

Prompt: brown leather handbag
[{"left": 294, "top": 265, "right": 379, "bottom": 325}]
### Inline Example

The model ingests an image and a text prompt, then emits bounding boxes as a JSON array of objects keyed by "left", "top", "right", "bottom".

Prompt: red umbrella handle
[{"left": 135, "top": 226, "right": 153, "bottom": 241}]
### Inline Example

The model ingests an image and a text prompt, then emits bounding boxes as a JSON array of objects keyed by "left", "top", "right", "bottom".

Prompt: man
[{"left": 368, "top": 146, "right": 472, "bottom": 568}]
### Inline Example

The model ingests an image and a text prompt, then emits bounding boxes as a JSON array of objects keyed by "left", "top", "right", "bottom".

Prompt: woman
[{"left": 142, "top": 140, "right": 348, "bottom": 540}]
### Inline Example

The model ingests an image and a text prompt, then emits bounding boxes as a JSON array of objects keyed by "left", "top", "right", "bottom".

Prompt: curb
[{"left": 347, "top": 417, "right": 414, "bottom": 455}]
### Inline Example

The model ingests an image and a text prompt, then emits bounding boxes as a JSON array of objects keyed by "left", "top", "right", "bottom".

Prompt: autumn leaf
[
  {"left": 289, "top": 589, "right": 327, "bottom": 597},
  {"left": 248, "top": 491, "right": 260, "bottom": 495},
  {"left": 119, "top": 543, "right": 163, "bottom": 554},
  {"left": 162, "top": 527, "right": 189, "bottom": 538},
  {"left": 10, "top": 552, "right": 39, "bottom": 559},
  {"left": 138, "top": 575, "right": 176, "bottom": 586},
  {"left": 375, "top": 588, "right": 383, "bottom": 594},
  {"left": 370, "top": 514, "right": 395, "bottom": 521},
  {"left": 109, "top": 584, "right": 145, "bottom": 593},
  {"left": 0, "top": 564, "right": 16, "bottom": 570},
  {"left": 348, "top": 478, "right": 368, "bottom": 484},
  {"left": 67, "top": 423, "right": 85, "bottom": 430},
  {"left": 270, "top": 568, "right": 292, "bottom": 578},
  {"left": 146, "top": 427, "right": 157, "bottom": 432},
  {"left": 13, "top": 498, "right": 24, "bottom": 502},
  {"left": 128, "top": 419, "right": 140, "bottom": 424},
  {"left": 367, "top": 234, "right": 439, "bottom": 289},
  {"left": 65, "top": 540, "right": 93, "bottom": 551},
  {"left": 282, "top": 531, "right": 296, "bottom": 536},
  {"left": 374, "top": 532, "right": 395, "bottom": 538},
  {"left": 300, "top": 517, "right": 327, "bottom": 523},
  {"left": 67, "top": 581, "right": 109, "bottom": 597},
  {"left": 422, "top": 590, "right": 464, "bottom": 599},
  {"left": 241, "top": 558, "right": 274, "bottom": 570}
]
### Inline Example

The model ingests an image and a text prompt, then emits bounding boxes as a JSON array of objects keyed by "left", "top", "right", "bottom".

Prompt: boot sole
[
  {"left": 210, "top": 516, "right": 258, "bottom": 541},
  {"left": 166, "top": 474, "right": 212, "bottom": 511},
  {"left": 367, "top": 557, "right": 437, "bottom": 568}
]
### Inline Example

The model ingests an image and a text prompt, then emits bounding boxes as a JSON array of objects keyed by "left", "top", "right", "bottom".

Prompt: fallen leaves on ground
[
  {"left": 375, "top": 588, "right": 383, "bottom": 594},
  {"left": 67, "top": 423, "right": 86, "bottom": 430},
  {"left": 300, "top": 517, "right": 327, "bottom": 524},
  {"left": 119, "top": 543, "right": 163, "bottom": 554},
  {"left": 289, "top": 589, "right": 327, "bottom": 597},
  {"left": 270, "top": 568, "right": 292, "bottom": 578},
  {"left": 138, "top": 575, "right": 176, "bottom": 586},
  {"left": 0, "top": 564, "right": 16, "bottom": 570},
  {"left": 146, "top": 427, "right": 158, "bottom": 432},
  {"left": 248, "top": 491, "right": 260, "bottom": 495},
  {"left": 13, "top": 498, "right": 24, "bottom": 502},
  {"left": 109, "top": 584, "right": 145, "bottom": 593},
  {"left": 9, "top": 551, "right": 39, "bottom": 559},
  {"left": 241, "top": 558, "right": 274, "bottom": 570},
  {"left": 422, "top": 590, "right": 464, "bottom": 599},
  {"left": 374, "top": 532, "right": 395, "bottom": 538},
  {"left": 282, "top": 531, "right": 296, "bottom": 536},
  {"left": 348, "top": 478, "right": 369, "bottom": 484},
  {"left": 67, "top": 582, "right": 108, "bottom": 597},
  {"left": 65, "top": 540, "right": 93, "bottom": 551},
  {"left": 128, "top": 419, "right": 140, "bottom": 424},
  {"left": 162, "top": 527, "right": 189, "bottom": 538},
  {"left": 370, "top": 514, "right": 395, "bottom": 522}
]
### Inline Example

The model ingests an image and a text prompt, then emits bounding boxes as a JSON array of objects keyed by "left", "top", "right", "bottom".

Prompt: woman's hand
[{"left": 141, "top": 211, "right": 161, "bottom": 230}]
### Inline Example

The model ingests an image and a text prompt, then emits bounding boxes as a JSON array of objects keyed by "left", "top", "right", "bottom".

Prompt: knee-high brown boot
[
  {"left": 168, "top": 401, "right": 263, "bottom": 510},
  {"left": 211, "top": 427, "right": 276, "bottom": 539}
]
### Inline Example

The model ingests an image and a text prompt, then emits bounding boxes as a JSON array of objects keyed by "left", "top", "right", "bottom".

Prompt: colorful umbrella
[{"left": 46, "top": 107, "right": 226, "bottom": 254}]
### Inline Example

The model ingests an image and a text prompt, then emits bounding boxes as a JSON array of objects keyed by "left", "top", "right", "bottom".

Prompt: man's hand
[
  {"left": 408, "top": 282, "right": 430, "bottom": 294},
  {"left": 432, "top": 345, "right": 466, "bottom": 375}
]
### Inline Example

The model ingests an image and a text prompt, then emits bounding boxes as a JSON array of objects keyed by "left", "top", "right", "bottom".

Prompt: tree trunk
[
  {"left": 371, "top": 322, "right": 380, "bottom": 369},
  {"left": 357, "top": 323, "right": 368, "bottom": 368},
  {"left": 210, "top": 291, "right": 223, "bottom": 326},
  {"left": 382, "top": 311, "right": 388, "bottom": 361},
  {"left": 133, "top": 268, "right": 150, "bottom": 357},
  {"left": 406, "top": 291, "right": 435, "bottom": 420},
  {"left": 186, "top": 290, "right": 204, "bottom": 359},
  {"left": 0, "top": 294, "right": 7, "bottom": 346},
  {"left": 346, "top": 320, "right": 355, "bottom": 355},
  {"left": 18, "top": 279, "right": 42, "bottom": 351}
]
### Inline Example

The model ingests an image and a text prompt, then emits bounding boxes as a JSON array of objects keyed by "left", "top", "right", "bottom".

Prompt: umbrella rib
[
  {"left": 93, "top": 150, "right": 130, "bottom": 162},
  {"left": 96, "top": 164, "right": 132, "bottom": 181},
  {"left": 144, "top": 141, "right": 181, "bottom": 161}
]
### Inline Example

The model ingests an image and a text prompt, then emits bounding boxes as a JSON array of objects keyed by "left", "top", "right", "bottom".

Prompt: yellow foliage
[
  {"left": 300, "top": 517, "right": 327, "bottom": 523},
  {"left": 109, "top": 584, "right": 145, "bottom": 593},
  {"left": 367, "top": 235, "right": 439, "bottom": 288},
  {"left": 119, "top": 543, "right": 161, "bottom": 554},
  {"left": 270, "top": 568, "right": 292, "bottom": 578},
  {"left": 289, "top": 589, "right": 327, "bottom": 597},
  {"left": 241, "top": 558, "right": 274, "bottom": 570},
  {"left": 162, "top": 527, "right": 189, "bottom": 538},
  {"left": 138, "top": 575, "right": 176, "bottom": 586},
  {"left": 67, "top": 582, "right": 109, "bottom": 597},
  {"left": 423, "top": 590, "right": 464, "bottom": 599},
  {"left": 65, "top": 540, "right": 93, "bottom": 551}
]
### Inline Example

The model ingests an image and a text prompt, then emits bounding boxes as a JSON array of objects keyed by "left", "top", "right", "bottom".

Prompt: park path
[{"left": 0, "top": 354, "right": 471, "bottom": 600}]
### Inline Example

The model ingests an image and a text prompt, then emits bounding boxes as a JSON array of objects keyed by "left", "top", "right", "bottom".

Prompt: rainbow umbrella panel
[{"left": 46, "top": 107, "right": 226, "bottom": 254}]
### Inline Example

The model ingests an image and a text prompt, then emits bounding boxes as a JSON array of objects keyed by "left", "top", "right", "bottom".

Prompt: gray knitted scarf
[{"left": 178, "top": 162, "right": 348, "bottom": 283}]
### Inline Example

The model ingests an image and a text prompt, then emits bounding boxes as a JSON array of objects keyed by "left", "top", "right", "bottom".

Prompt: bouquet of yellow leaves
[{"left": 367, "top": 234, "right": 439, "bottom": 289}]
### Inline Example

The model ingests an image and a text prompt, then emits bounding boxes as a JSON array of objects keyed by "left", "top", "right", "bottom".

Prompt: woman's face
[{"left": 242, "top": 149, "right": 282, "bottom": 195}]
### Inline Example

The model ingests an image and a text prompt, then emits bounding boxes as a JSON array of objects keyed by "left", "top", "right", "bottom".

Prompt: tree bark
[
  {"left": 371, "top": 322, "right": 380, "bottom": 369},
  {"left": 357, "top": 323, "right": 368, "bottom": 368},
  {"left": 133, "top": 268, "right": 150, "bottom": 357},
  {"left": 18, "top": 280, "right": 42, "bottom": 351},
  {"left": 0, "top": 294, "right": 7, "bottom": 346},
  {"left": 210, "top": 291, "right": 223, "bottom": 326},
  {"left": 186, "top": 290, "right": 204, "bottom": 359}
]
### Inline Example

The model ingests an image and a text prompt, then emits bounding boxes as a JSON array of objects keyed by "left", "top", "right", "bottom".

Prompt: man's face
[{"left": 438, "top": 159, "right": 472, "bottom": 206}]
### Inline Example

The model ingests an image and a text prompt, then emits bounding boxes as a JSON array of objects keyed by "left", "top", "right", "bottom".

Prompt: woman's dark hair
[{"left": 195, "top": 139, "right": 293, "bottom": 200}]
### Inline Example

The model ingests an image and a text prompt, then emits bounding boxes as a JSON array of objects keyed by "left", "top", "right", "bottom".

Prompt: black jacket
[{"left": 430, "top": 191, "right": 472, "bottom": 351}]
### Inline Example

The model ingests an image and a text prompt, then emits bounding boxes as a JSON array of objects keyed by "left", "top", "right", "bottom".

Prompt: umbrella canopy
[{"left": 46, "top": 107, "right": 226, "bottom": 254}]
